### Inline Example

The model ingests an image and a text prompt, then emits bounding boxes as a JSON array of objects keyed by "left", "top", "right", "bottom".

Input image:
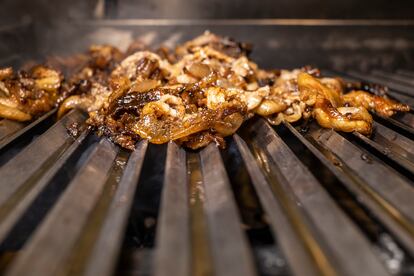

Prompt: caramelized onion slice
[
  {"left": 32, "top": 66, "right": 62, "bottom": 92},
  {"left": 213, "top": 112, "right": 244, "bottom": 136},
  {"left": 108, "top": 76, "right": 131, "bottom": 104},
  {"left": 58, "top": 95, "right": 93, "bottom": 118},
  {"left": 132, "top": 114, "right": 210, "bottom": 144},
  {"left": 0, "top": 67, "right": 13, "bottom": 81},
  {"left": 0, "top": 103, "right": 32, "bottom": 121},
  {"left": 186, "top": 63, "right": 211, "bottom": 79},
  {"left": 130, "top": 79, "right": 160, "bottom": 93},
  {"left": 254, "top": 99, "right": 287, "bottom": 116},
  {"left": 313, "top": 99, "right": 372, "bottom": 135},
  {"left": 342, "top": 90, "right": 410, "bottom": 117},
  {"left": 298, "top": 72, "right": 342, "bottom": 107}
]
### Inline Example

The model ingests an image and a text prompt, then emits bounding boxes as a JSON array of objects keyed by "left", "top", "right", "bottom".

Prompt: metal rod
[
  {"left": 307, "top": 126, "right": 414, "bottom": 255},
  {"left": 200, "top": 144, "right": 257, "bottom": 276},
  {"left": 0, "top": 108, "right": 56, "bottom": 151},
  {"left": 285, "top": 122, "right": 414, "bottom": 256},
  {"left": 5, "top": 139, "right": 118, "bottom": 276},
  {"left": 242, "top": 119, "right": 390, "bottom": 276},
  {"left": 234, "top": 134, "right": 320, "bottom": 276},
  {"left": 84, "top": 140, "right": 148, "bottom": 276},
  {"left": 154, "top": 142, "right": 190, "bottom": 276},
  {"left": 0, "top": 129, "right": 89, "bottom": 243},
  {"left": 0, "top": 110, "right": 85, "bottom": 209}
]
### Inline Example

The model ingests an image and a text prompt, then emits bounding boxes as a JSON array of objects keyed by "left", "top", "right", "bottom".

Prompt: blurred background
[
  {"left": 2, "top": 0, "right": 414, "bottom": 21},
  {"left": 0, "top": 0, "right": 414, "bottom": 70}
]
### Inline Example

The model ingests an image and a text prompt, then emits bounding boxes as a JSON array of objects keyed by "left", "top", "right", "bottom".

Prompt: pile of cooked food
[{"left": 0, "top": 32, "right": 410, "bottom": 149}]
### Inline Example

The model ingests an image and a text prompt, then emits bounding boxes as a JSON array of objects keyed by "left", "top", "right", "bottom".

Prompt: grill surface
[{"left": 1, "top": 24, "right": 414, "bottom": 276}]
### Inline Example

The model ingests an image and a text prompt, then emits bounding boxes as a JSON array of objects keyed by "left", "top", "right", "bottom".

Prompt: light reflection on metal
[{"left": 82, "top": 18, "right": 414, "bottom": 27}]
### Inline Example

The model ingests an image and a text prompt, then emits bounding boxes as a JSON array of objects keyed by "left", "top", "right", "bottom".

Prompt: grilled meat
[
  {"left": 0, "top": 31, "right": 410, "bottom": 149},
  {"left": 57, "top": 45, "right": 124, "bottom": 118},
  {"left": 0, "top": 66, "right": 63, "bottom": 121},
  {"left": 342, "top": 90, "right": 410, "bottom": 117}
]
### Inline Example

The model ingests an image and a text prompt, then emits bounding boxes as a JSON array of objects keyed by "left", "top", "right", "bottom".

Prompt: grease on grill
[
  {"left": 360, "top": 153, "right": 374, "bottom": 164},
  {"left": 66, "top": 122, "right": 82, "bottom": 138}
]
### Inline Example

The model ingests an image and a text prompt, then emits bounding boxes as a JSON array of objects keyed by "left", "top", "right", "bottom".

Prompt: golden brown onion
[
  {"left": 130, "top": 79, "right": 160, "bottom": 93},
  {"left": 0, "top": 67, "right": 13, "bottom": 81},
  {"left": 298, "top": 72, "right": 342, "bottom": 107},
  {"left": 186, "top": 63, "right": 211, "bottom": 79},
  {"left": 254, "top": 99, "right": 287, "bottom": 116},
  {"left": 313, "top": 99, "right": 372, "bottom": 135},
  {"left": 343, "top": 90, "right": 410, "bottom": 117},
  {"left": 0, "top": 103, "right": 32, "bottom": 121},
  {"left": 58, "top": 95, "right": 93, "bottom": 118}
]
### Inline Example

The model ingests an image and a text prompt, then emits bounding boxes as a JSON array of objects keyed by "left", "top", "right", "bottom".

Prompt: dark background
[
  {"left": 1, "top": 0, "right": 414, "bottom": 71},
  {"left": 1, "top": 0, "right": 414, "bottom": 23}
]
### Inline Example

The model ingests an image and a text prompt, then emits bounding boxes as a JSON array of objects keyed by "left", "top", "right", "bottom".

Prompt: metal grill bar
[
  {"left": 0, "top": 120, "right": 24, "bottom": 142},
  {"left": 186, "top": 151, "right": 214, "bottom": 276},
  {"left": 200, "top": 144, "right": 257, "bottom": 276},
  {"left": 392, "top": 113, "right": 414, "bottom": 129},
  {"left": 0, "top": 110, "right": 85, "bottom": 209},
  {"left": 307, "top": 127, "right": 414, "bottom": 254},
  {"left": 234, "top": 133, "right": 321, "bottom": 276},
  {"left": 283, "top": 122, "right": 414, "bottom": 272},
  {"left": 240, "top": 119, "right": 390, "bottom": 276},
  {"left": 5, "top": 139, "right": 118, "bottom": 276},
  {"left": 396, "top": 70, "right": 414, "bottom": 79},
  {"left": 372, "top": 122, "right": 414, "bottom": 157},
  {"left": 0, "top": 128, "right": 89, "bottom": 243},
  {"left": 84, "top": 140, "right": 148, "bottom": 276},
  {"left": 376, "top": 115, "right": 414, "bottom": 136},
  {"left": 154, "top": 142, "right": 190, "bottom": 276},
  {"left": 0, "top": 108, "right": 56, "bottom": 151},
  {"left": 396, "top": 113, "right": 414, "bottom": 128},
  {"left": 353, "top": 122, "right": 414, "bottom": 171},
  {"left": 347, "top": 71, "right": 414, "bottom": 98},
  {"left": 372, "top": 71, "right": 414, "bottom": 87}
]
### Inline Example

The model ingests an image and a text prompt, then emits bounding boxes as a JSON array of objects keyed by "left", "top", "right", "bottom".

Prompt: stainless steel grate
[{"left": 1, "top": 53, "right": 414, "bottom": 276}]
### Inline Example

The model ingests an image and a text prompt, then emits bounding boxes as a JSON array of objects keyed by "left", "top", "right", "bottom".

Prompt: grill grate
[{"left": 1, "top": 67, "right": 414, "bottom": 275}]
